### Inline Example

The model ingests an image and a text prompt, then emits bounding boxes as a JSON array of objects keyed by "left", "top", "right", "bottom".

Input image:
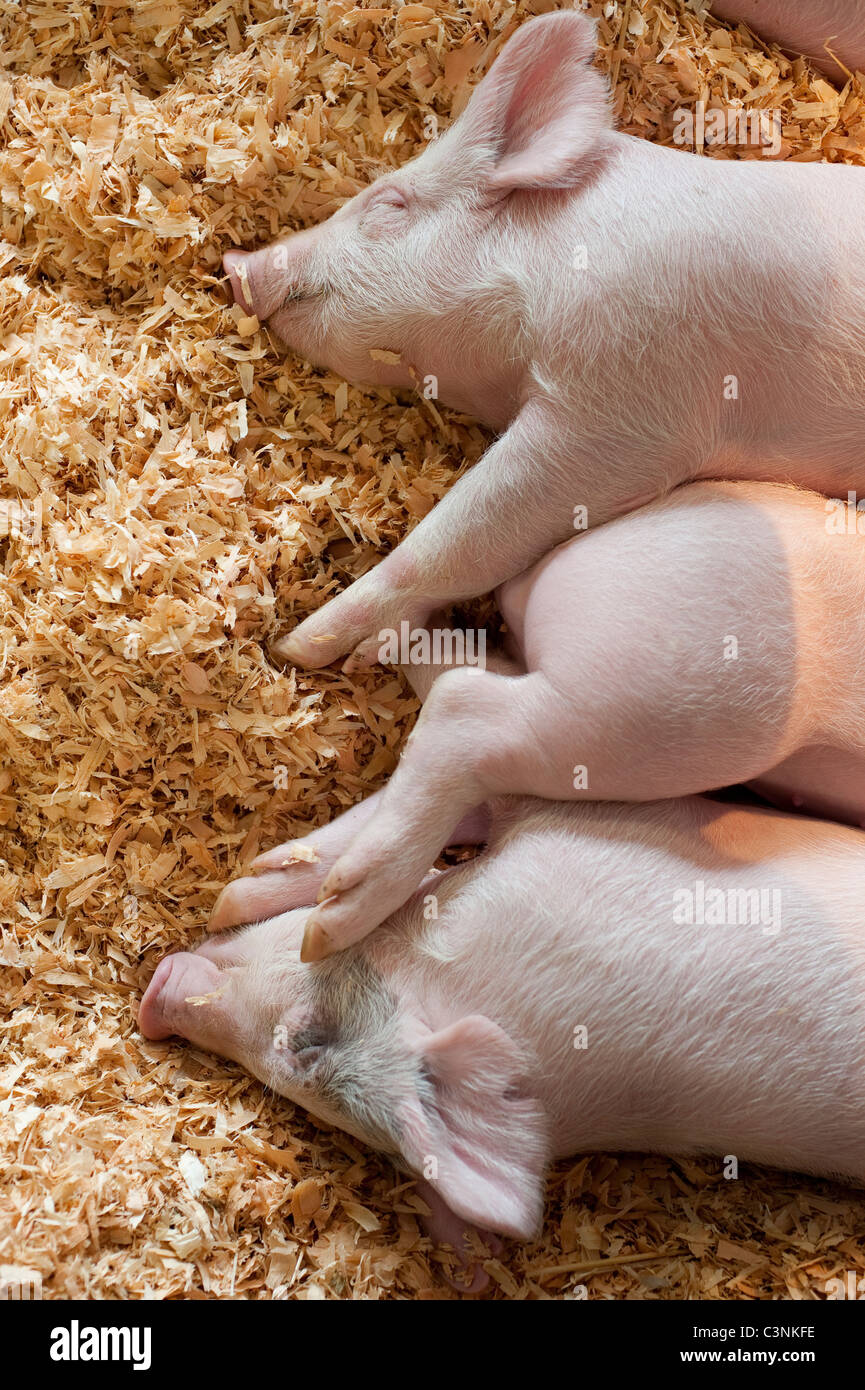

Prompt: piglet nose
[
  {"left": 223, "top": 230, "right": 319, "bottom": 323},
  {"left": 223, "top": 242, "right": 301, "bottom": 322},
  {"left": 139, "top": 951, "right": 226, "bottom": 1042},
  {"left": 139, "top": 953, "right": 182, "bottom": 1040}
]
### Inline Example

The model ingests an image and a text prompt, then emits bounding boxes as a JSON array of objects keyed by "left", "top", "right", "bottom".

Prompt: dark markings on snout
[{"left": 296, "top": 948, "right": 428, "bottom": 1155}]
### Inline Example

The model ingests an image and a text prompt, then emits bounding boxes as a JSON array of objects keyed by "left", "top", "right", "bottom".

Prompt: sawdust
[{"left": 1, "top": 0, "right": 863, "bottom": 1299}]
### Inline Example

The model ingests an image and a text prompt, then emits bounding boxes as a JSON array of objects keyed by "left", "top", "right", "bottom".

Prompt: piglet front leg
[
  {"left": 208, "top": 787, "right": 491, "bottom": 937},
  {"left": 272, "top": 402, "right": 630, "bottom": 670}
]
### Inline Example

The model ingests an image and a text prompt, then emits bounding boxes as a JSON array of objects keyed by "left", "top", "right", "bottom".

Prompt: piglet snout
[
  {"left": 223, "top": 233, "right": 316, "bottom": 323},
  {"left": 223, "top": 246, "right": 288, "bottom": 321},
  {"left": 138, "top": 951, "right": 225, "bottom": 1042}
]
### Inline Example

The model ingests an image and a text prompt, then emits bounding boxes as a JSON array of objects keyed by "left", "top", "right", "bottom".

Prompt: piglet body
[{"left": 141, "top": 793, "right": 865, "bottom": 1240}]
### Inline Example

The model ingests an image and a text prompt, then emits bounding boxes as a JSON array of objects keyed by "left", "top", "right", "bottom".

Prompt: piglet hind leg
[
  {"left": 301, "top": 666, "right": 557, "bottom": 960},
  {"left": 207, "top": 790, "right": 391, "bottom": 933}
]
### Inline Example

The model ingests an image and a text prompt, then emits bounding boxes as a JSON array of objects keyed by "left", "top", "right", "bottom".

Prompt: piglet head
[
  {"left": 139, "top": 910, "right": 548, "bottom": 1241},
  {"left": 138, "top": 911, "right": 350, "bottom": 1109},
  {"left": 222, "top": 11, "right": 612, "bottom": 408}
]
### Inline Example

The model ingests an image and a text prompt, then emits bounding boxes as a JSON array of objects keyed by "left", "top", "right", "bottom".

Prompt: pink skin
[
  {"left": 710, "top": 1, "right": 865, "bottom": 82},
  {"left": 142, "top": 792, "right": 865, "bottom": 1246},
  {"left": 261, "top": 481, "right": 865, "bottom": 961},
  {"left": 222, "top": 10, "right": 865, "bottom": 672}
]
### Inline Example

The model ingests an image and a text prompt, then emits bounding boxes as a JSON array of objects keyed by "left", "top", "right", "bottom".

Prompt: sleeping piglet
[
  {"left": 140, "top": 790, "right": 865, "bottom": 1257},
  {"left": 223, "top": 9, "right": 865, "bottom": 670}
]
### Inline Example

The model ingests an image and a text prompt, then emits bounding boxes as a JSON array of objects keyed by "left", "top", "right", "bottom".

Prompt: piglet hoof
[
  {"left": 341, "top": 635, "right": 385, "bottom": 676},
  {"left": 440, "top": 1253, "right": 493, "bottom": 1295},
  {"left": 317, "top": 857, "right": 360, "bottom": 901},
  {"left": 300, "top": 845, "right": 422, "bottom": 956},
  {"left": 300, "top": 916, "right": 334, "bottom": 963},
  {"left": 271, "top": 627, "right": 345, "bottom": 671}
]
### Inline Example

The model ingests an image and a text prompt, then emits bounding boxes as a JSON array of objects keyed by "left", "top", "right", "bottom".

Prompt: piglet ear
[
  {"left": 399, "top": 1015, "right": 548, "bottom": 1240},
  {"left": 457, "top": 12, "right": 612, "bottom": 192}
]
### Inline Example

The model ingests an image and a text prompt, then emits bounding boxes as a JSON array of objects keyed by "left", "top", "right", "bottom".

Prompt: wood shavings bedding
[{"left": 0, "top": 0, "right": 862, "bottom": 1299}]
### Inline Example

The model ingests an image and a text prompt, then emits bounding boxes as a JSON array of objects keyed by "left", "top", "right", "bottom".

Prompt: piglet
[
  {"left": 141, "top": 790, "right": 865, "bottom": 1252},
  {"left": 223, "top": 10, "right": 865, "bottom": 669}
]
